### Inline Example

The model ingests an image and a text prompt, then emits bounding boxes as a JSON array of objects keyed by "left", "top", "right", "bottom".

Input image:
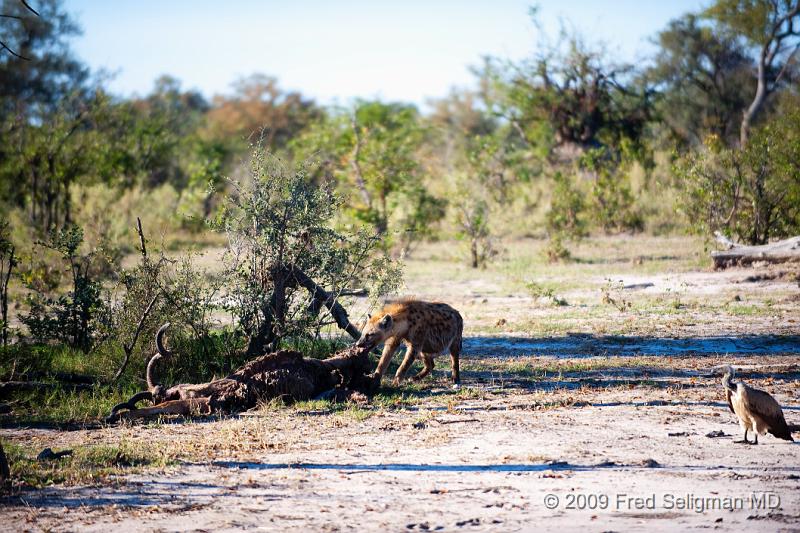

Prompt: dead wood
[
  {"left": 711, "top": 233, "right": 800, "bottom": 269},
  {"left": 107, "top": 324, "right": 379, "bottom": 423},
  {"left": 245, "top": 263, "right": 364, "bottom": 356}
]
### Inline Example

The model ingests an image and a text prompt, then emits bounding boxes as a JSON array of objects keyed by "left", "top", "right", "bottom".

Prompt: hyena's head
[{"left": 356, "top": 313, "right": 393, "bottom": 349}]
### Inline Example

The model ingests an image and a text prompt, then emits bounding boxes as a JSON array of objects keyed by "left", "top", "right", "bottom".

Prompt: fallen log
[
  {"left": 107, "top": 324, "right": 379, "bottom": 423},
  {"left": 711, "top": 232, "right": 800, "bottom": 269}
]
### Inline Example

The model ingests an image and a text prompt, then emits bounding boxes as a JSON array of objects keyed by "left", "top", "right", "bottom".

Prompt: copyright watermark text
[{"left": 542, "top": 492, "right": 782, "bottom": 513}]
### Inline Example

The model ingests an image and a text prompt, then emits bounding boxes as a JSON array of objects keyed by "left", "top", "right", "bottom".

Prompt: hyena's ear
[{"left": 378, "top": 314, "right": 393, "bottom": 330}]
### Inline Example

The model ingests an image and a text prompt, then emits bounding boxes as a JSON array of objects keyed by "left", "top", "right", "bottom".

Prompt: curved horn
[
  {"left": 146, "top": 323, "right": 172, "bottom": 392},
  {"left": 156, "top": 322, "right": 173, "bottom": 357}
]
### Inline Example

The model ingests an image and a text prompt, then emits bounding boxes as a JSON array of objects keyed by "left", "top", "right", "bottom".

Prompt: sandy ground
[
  {"left": 3, "top": 237, "right": 800, "bottom": 532},
  {"left": 4, "top": 357, "right": 800, "bottom": 532}
]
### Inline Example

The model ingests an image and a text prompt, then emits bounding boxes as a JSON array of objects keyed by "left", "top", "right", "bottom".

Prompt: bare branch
[
  {"left": 21, "top": 0, "right": 40, "bottom": 17},
  {"left": 0, "top": 40, "right": 30, "bottom": 60}
]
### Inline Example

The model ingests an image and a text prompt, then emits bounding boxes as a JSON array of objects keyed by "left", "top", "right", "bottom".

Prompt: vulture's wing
[{"left": 745, "top": 386, "right": 794, "bottom": 441}]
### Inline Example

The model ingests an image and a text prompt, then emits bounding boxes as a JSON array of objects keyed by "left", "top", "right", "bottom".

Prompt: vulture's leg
[
  {"left": 735, "top": 428, "right": 750, "bottom": 444},
  {"left": 752, "top": 433, "right": 758, "bottom": 445}
]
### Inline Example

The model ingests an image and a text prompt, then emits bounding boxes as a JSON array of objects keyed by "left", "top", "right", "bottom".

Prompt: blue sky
[{"left": 65, "top": 1, "right": 707, "bottom": 107}]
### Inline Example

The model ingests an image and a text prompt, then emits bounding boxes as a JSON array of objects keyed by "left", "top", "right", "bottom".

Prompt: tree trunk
[
  {"left": 1, "top": 245, "right": 14, "bottom": 347},
  {"left": 0, "top": 442, "right": 10, "bottom": 487},
  {"left": 245, "top": 264, "right": 363, "bottom": 356},
  {"left": 740, "top": 62, "right": 767, "bottom": 148}
]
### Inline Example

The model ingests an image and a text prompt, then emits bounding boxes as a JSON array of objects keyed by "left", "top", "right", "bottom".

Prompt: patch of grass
[
  {"left": 2, "top": 385, "right": 141, "bottom": 427},
  {"left": 335, "top": 404, "right": 373, "bottom": 421},
  {"left": 726, "top": 304, "right": 762, "bottom": 316},
  {"left": 292, "top": 398, "right": 335, "bottom": 412},
  {"left": 2, "top": 440, "right": 175, "bottom": 492},
  {"left": 523, "top": 280, "right": 568, "bottom": 306}
]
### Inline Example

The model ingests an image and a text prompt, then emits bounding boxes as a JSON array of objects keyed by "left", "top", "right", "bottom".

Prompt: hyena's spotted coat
[{"left": 356, "top": 299, "right": 463, "bottom": 385}]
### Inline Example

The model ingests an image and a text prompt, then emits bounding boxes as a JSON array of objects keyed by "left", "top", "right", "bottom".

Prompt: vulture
[{"left": 721, "top": 365, "right": 794, "bottom": 444}]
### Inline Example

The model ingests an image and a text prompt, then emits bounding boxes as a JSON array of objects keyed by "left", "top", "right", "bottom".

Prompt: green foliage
[
  {"left": 454, "top": 191, "right": 497, "bottom": 269},
  {"left": 676, "top": 110, "right": 800, "bottom": 244},
  {"left": 480, "top": 27, "right": 652, "bottom": 153},
  {"left": 580, "top": 149, "right": 644, "bottom": 234},
  {"left": 703, "top": 0, "right": 796, "bottom": 46},
  {"left": 0, "top": 218, "right": 16, "bottom": 347},
  {"left": 546, "top": 172, "right": 587, "bottom": 239},
  {"left": 544, "top": 172, "right": 586, "bottom": 262},
  {"left": 647, "top": 13, "right": 754, "bottom": 147},
  {"left": 213, "top": 148, "right": 402, "bottom": 354},
  {"left": 0, "top": 0, "right": 89, "bottom": 119},
  {"left": 291, "top": 101, "right": 444, "bottom": 244},
  {"left": 20, "top": 225, "right": 108, "bottom": 352},
  {"left": 397, "top": 184, "right": 448, "bottom": 252}
]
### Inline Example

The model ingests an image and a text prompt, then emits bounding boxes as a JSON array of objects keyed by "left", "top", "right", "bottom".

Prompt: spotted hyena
[{"left": 356, "top": 299, "right": 463, "bottom": 385}]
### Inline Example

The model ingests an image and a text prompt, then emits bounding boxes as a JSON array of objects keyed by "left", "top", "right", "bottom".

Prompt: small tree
[
  {"left": 545, "top": 172, "right": 587, "bottom": 262},
  {"left": 216, "top": 148, "right": 402, "bottom": 356},
  {"left": 455, "top": 194, "right": 496, "bottom": 269},
  {"left": 0, "top": 218, "right": 16, "bottom": 347},
  {"left": 20, "top": 224, "right": 107, "bottom": 351}
]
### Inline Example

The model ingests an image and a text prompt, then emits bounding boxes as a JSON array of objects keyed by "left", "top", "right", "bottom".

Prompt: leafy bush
[
  {"left": 20, "top": 225, "right": 109, "bottom": 352},
  {"left": 214, "top": 148, "right": 402, "bottom": 355},
  {"left": 676, "top": 111, "right": 800, "bottom": 244},
  {"left": 545, "top": 172, "right": 586, "bottom": 262},
  {"left": 580, "top": 148, "right": 644, "bottom": 234}
]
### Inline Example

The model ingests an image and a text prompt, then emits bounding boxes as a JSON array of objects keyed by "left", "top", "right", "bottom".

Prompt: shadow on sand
[{"left": 462, "top": 333, "right": 800, "bottom": 358}]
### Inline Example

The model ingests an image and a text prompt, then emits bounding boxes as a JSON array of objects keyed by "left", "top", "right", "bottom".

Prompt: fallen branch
[{"left": 711, "top": 234, "right": 800, "bottom": 269}]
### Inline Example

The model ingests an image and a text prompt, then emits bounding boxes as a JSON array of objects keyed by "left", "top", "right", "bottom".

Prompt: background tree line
[{"left": 2, "top": 1, "right": 798, "bottom": 252}]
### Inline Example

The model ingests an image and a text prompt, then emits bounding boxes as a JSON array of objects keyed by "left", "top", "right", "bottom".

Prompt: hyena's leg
[
  {"left": 374, "top": 338, "right": 401, "bottom": 379},
  {"left": 449, "top": 335, "right": 462, "bottom": 385},
  {"left": 393, "top": 346, "right": 420, "bottom": 385},
  {"left": 412, "top": 354, "right": 435, "bottom": 381}
]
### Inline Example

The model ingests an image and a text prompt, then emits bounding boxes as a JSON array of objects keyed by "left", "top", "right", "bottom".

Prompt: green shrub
[
  {"left": 676, "top": 111, "right": 800, "bottom": 244},
  {"left": 544, "top": 172, "right": 586, "bottom": 262},
  {"left": 580, "top": 148, "right": 644, "bottom": 234},
  {"left": 20, "top": 225, "right": 108, "bottom": 352},
  {"left": 213, "top": 148, "right": 402, "bottom": 355}
]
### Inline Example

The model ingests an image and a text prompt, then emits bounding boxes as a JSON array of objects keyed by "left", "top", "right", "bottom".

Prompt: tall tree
[
  {"left": 648, "top": 14, "right": 755, "bottom": 147},
  {"left": 704, "top": 0, "right": 800, "bottom": 146},
  {"left": 205, "top": 74, "right": 318, "bottom": 152},
  {"left": 480, "top": 32, "right": 652, "bottom": 159},
  {"left": 0, "top": 0, "right": 88, "bottom": 119}
]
